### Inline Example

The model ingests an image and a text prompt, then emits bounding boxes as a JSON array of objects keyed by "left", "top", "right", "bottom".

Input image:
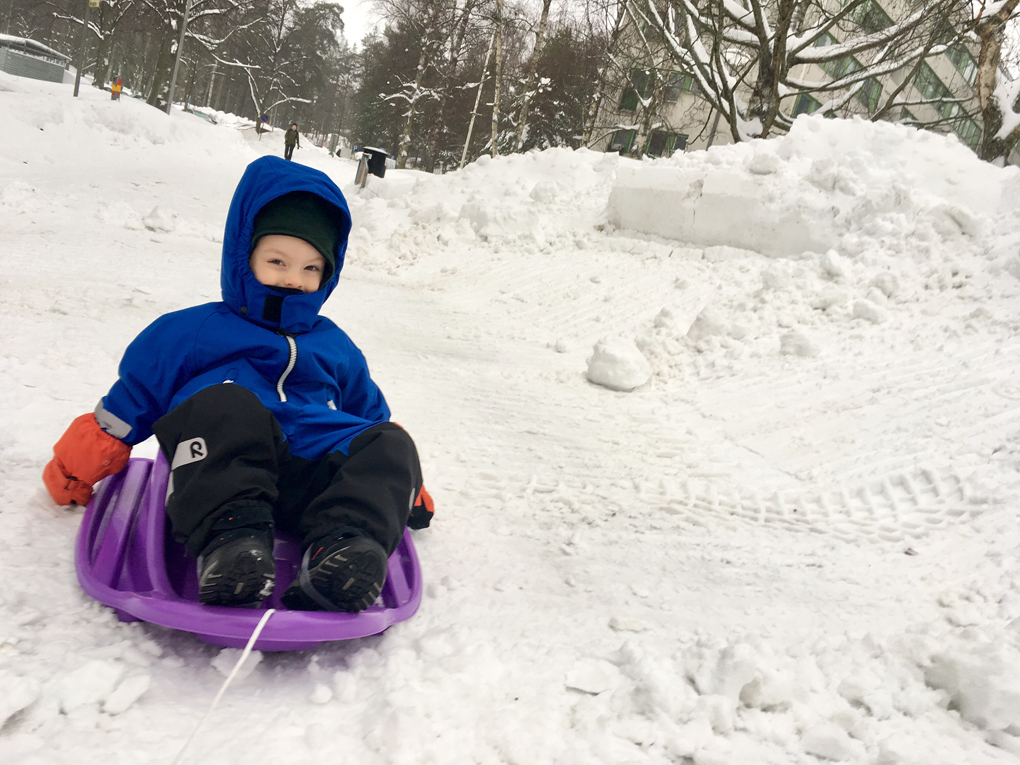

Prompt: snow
[{"left": 3, "top": 69, "right": 1020, "bottom": 764}]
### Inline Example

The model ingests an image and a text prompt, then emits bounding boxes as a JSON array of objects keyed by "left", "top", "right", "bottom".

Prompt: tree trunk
[
  {"left": 745, "top": 0, "right": 796, "bottom": 138},
  {"left": 490, "top": 0, "right": 504, "bottom": 157},
  {"left": 975, "top": 0, "right": 1020, "bottom": 164},
  {"left": 396, "top": 48, "right": 429, "bottom": 169},
  {"left": 582, "top": 0, "right": 626, "bottom": 147},
  {"left": 512, "top": 0, "right": 553, "bottom": 152},
  {"left": 147, "top": 33, "right": 175, "bottom": 106}
]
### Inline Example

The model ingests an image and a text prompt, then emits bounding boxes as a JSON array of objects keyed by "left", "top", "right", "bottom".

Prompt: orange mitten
[
  {"left": 408, "top": 486, "right": 434, "bottom": 529},
  {"left": 43, "top": 413, "right": 131, "bottom": 505}
]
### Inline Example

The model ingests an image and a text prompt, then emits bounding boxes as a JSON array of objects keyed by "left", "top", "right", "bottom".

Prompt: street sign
[{"left": 89, "top": 0, "right": 100, "bottom": 7}]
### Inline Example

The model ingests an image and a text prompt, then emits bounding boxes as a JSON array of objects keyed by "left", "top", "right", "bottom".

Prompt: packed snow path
[{"left": 3, "top": 74, "right": 1020, "bottom": 764}]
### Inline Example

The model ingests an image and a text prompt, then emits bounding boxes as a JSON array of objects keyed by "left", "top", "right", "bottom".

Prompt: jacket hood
[{"left": 221, "top": 156, "right": 352, "bottom": 334}]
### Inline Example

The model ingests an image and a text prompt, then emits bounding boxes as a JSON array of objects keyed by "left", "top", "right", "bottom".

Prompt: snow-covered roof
[{"left": 0, "top": 33, "right": 70, "bottom": 63}]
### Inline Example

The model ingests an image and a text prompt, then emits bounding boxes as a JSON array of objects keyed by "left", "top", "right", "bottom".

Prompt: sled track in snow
[{"left": 462, "top": 465, "right": 991, "bottom": 546}]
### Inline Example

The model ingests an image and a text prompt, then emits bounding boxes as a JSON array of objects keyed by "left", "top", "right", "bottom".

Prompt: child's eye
[
  {"left": 305, "top": 265, "right": 321, "bottom": 272},
  {"left": 269, "top": 259, "right": 286, "bottom": 266}
]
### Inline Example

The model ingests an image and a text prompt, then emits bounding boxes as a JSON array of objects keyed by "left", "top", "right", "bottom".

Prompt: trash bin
[{"left": 362, "top": 146, "right": 389, "bottom": 179}]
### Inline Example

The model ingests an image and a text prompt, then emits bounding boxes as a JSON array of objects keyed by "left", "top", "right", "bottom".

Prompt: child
[{"left": 43, "top": 156, "right": 433, "bottom": 612}]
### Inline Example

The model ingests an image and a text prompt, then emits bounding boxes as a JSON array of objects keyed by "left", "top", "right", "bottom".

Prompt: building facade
[{"left": 595, "top": 0, "right": 1006, "bottom": 160}]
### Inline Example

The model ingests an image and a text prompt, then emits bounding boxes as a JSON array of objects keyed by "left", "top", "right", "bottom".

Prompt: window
[
  {"left": 619, "top": 70, "right": 649, "bottom": 112},
  {"left": 899, "top": 107, "right": 918, "bottom": 124},
  {"left": 663, "top": 72, "right": 684, "bottom": 103},
  {"left": 662, "top": 72, "right": 701, "bottom": 103},
  {"left": 953, "top": 117, "right": 981, "bottom": 149},
  {"left": 608, "top": 129, "right": 636, "bottom": 154},
  {"left": 793, "top": 94, "right": 822, "bottom": 116},
  {"left": 853, "top": 0, "right": 893, "bottom": 34},
  {"left": 947, "top": 46, "right": 978, "bottom": 87},
  {"left": 913, "top": 62, "right": 952, "bottom": 101},
  {"left": 644, "top": 131, "right": 689, "bottom": 157},
  {"left": 822, "top": 54, "right": 862, "bottom": 80},
  {"left": 855, "top": 78, "right": 882, "bottom": 111}
]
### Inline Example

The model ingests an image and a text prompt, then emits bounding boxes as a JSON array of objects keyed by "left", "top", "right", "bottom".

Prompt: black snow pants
[
  {"left": 152, "top": 384, "right": 422, "bottom": 559},
  {"left": 284, "top": 143, "right": 295, "bottom": 161}
]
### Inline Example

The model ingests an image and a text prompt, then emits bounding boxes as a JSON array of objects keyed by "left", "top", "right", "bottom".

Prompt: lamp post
[
  {"left": 165, "top": 0, "right": 192, "bottom": 114},
  {"left": 73, "top": 0, "right": 99, "bottom": 97}
]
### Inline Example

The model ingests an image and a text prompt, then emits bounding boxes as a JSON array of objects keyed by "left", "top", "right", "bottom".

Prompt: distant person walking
[
  {"left": 111, "top": 78, "right": 122, "bottom": 101},
  {"left": 284, "top": 123, "right": 300, "bottom": 161}
]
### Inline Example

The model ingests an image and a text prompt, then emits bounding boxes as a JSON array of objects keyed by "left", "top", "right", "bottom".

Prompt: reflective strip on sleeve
[{"left": 94, "top": 400, "right": 132, "bottom": 439}]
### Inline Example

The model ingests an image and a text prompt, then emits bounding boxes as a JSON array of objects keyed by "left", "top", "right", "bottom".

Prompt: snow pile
[
  {"left": 607, "top": 115, "right": 1005, "bottom": 261},
  {"left": 340, "top": 147, "right": 618, "bottom": 271}
]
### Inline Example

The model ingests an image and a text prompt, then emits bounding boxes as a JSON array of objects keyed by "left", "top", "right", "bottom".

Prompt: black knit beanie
[{"left": 251, "top": 191, "right": 340, "bottom": 283}]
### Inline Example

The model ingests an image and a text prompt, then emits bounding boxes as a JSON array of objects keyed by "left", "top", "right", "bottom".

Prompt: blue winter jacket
[{"left": 94, "top": 156, "right": 390, "bottom": 459}]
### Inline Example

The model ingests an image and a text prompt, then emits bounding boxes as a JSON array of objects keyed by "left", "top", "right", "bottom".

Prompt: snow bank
[{"left": 607, "top": 115, "right": 1007, "bottom": 260}]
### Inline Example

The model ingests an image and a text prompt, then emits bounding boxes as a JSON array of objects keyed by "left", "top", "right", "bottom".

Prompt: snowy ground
[{"left": 3, "top": 71, "right": 1020, "bottom": 765}]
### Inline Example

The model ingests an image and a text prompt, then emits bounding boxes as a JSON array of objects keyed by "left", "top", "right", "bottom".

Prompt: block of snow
[
  {"left": 748, "top": 152, "right": 782, "bottom": 175},
  {"left": 103, "top": 674, "right": 150, "bottom": 715},
  {"left": 820, "top": 249, "right": 848, "bottom": 279},
  {"left": 59, "top": 660, "right": 124, "bottom": 713},
  {"left": 761, "top": 266, "right": 791, "bottom": 290},
  {"left": 142, "top": 206, "right": 175, "bottom": 233},
  {"left": 687, "top": 308, "right": 729, "bottom": 342},
  {"left": 780, "top": 330, "right": 820, "bottom": 357},
  {"left": 586, "top": 336, "right": 651, "bottom": 392},
  {"left": 565, "top": 658, "right": 622, "bottom": 695},
  {"left": 211, "top": 648, "right": 262, "bottom": 680},
  {"left": 310, "top": 683, "right": 333, "bottom": 704},
  {"left": 852, "top": 300, "right": 885, "bottom": 324},
  {"left": 802, "top": 722, "right": 856, "bottom": 761},
  {"left": 869, "top": 272, "right": 900, "bottom": 297},
  {"left": 925, "top": 645, "right": 1020, "bottom": 730},
  {"left": 0, "top": 670, "right": 40, "bottom": 728}
]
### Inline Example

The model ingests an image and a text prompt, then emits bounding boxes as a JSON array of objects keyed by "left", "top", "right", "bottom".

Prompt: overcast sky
[{"left": 340, "top": 0, "right": 377, "bottom": 48}]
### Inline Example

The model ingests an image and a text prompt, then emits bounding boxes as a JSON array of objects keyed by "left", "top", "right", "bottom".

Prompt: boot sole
[
  {"left": 198, "top": 539, "right": 276, "bottom": 607},
  {"left": 283, "top": 537, "right": 387, "bottom": 612}
]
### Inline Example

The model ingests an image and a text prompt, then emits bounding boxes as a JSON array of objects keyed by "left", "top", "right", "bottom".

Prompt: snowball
[
  {"left": 585, "top": 336, "right": 651, "bottom": 392},
  {"left": 565, "top": 658, "right": 622, "bottom": 694},
  {"left": 780, "top": 330, "right": 820, "bottom": 357},
  {"left": 211, "top": 648, "right": 263, "bottom": 680},
  {"left": 802, "top": 722, "right": 855, "bottom": 761},
  {"left": 60, "top": 660, "right": 124, "bottom": 713},
  {"left": 0, "top": 670, "right": 40, "bottom": 728},
  {"left": 852, "top": 300, "right": 885, "bottom": 324},
  {"left": 310, "top": 683, "right": 334, "bottom": 704},
  {"left": 103, "top": 674, "right": 150, "bottom": 715},
  {"left": 820, "top": 249, "right": 848, "bottom": 279},
  {"left": 142, "top": 205, "right": 175, "bottom": 233},
  {"left": 687, "top": 308, "right": 729, "bottom": 341},
  {"left": 926, "top": 645, "right": 1020, "bottom": 730}
]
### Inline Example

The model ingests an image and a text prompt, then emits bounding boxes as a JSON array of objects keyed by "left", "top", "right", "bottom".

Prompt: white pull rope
[{"left": 171, "top": 608, "right": 276, "bottom": 765}]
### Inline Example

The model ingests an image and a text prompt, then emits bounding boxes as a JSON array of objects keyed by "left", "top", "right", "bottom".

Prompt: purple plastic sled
[{"left": 75, "top": 454, "right": 423, "bottom": 651}]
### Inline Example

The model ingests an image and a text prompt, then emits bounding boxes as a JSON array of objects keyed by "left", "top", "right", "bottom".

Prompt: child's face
[{"left": 249, "top": 235, "right": 326, "bottom": 293}]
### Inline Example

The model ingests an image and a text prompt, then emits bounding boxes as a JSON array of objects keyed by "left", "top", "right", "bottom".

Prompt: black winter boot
[
  {"left": 196, "top": 510, "right": 276, "bottom": 607},
  {"left": 281, "top": 529, "right": 387, "bottom": 612}
]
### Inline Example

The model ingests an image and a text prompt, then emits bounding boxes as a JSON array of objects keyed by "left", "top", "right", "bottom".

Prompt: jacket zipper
[{"left": 277, "top": 334, "right": 297, "bottom": 402}]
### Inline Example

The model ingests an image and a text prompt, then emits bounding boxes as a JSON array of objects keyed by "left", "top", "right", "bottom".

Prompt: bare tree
[
  {"left": 630, "top": 0, "right": 972, "bottom": 142},
  {"left": 511, "top": 0, "right": 552, "bottom": 151},
  {"left": 972, "top": 0, "right": 1020, "bottom": 164}
]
